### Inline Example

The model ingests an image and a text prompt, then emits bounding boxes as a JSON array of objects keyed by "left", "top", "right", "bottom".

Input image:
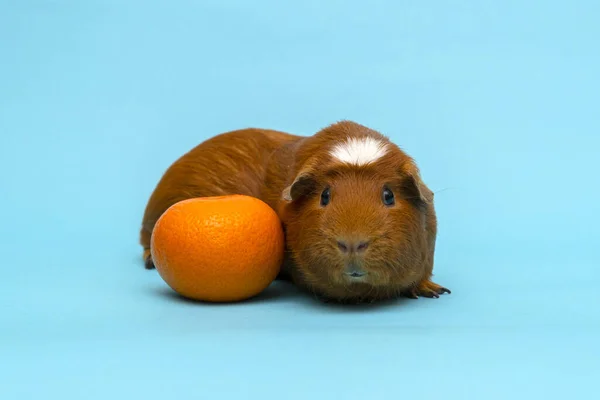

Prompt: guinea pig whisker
[{"left": 433, "top": 187, "right": 457, "bottom": 195}]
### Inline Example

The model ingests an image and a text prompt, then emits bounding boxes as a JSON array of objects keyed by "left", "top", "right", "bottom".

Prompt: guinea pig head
[{"left": 280, "top": 135, "right": 435, "bottom": 302}]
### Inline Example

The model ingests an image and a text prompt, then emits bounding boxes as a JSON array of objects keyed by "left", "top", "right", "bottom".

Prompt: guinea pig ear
[
  {"left": 281, "top": 172, "right": 317, "bottom": 202},
  {"left": 400, "top": 165, "right": 433, "bottom": 205}
]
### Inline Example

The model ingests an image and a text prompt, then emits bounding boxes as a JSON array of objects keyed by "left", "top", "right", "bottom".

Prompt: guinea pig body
[{"left": 140, "top": 120, "right": 450, "bottom": 303}]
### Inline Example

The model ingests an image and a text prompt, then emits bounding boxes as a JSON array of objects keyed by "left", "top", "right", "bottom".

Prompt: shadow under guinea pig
[{"left": 303, "top": 293, "right": 412, "bottom": 313}]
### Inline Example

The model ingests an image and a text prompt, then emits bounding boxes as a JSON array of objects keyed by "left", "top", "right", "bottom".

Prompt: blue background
[{"left": 1, "top": 1, "right": 599, "bottom": 398}]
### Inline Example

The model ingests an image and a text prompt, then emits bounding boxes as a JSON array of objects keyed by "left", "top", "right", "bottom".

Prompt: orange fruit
[{"left": 150, "top": 195, "right": 285, "bottom": 302}]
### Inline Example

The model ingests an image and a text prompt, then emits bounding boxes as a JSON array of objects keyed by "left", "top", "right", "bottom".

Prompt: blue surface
[{"left": 1, "top": 1, "right": 599, "bottom": 398}]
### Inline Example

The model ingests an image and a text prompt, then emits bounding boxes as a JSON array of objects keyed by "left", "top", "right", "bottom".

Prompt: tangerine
[{"left": 150, "top": 195, "right": 285, "bottom": 302}]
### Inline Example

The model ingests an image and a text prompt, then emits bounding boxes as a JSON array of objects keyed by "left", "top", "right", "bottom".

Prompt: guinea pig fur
[{"left": 140, "top": 120, "right": 450, "bottom": 303}]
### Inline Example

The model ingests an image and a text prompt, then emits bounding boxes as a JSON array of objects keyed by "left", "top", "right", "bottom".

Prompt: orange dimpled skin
[{"left": 150, "top": 195, "right": 285, "bottom": 302}]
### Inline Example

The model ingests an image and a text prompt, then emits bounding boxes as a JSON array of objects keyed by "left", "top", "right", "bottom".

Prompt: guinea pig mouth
[
  {"left": 347, "top": 271, "right": 366, "bottom": 278},
  {"left": 343, "top": 261, "right": 369, "bottom": 282}
]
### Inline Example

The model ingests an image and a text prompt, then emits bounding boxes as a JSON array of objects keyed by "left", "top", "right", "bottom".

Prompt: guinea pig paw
[
  {"left": 144, "top": 257, "right": 155, "bottom": 270},
  {"left": 406, "top": 280, "right": 451, "bottom": 299}
]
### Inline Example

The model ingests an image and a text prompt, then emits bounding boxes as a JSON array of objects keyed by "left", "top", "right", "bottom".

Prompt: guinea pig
[{"left": 140, "top": 120, "right": 450, "bottom": 303}]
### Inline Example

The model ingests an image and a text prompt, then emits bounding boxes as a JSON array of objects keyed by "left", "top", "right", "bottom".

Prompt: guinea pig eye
[
  {"left": 320, "top": 187, "right": 331, "bottom": 206},
  {"left": 382, "top": 187, "right": 395, "bottom": 206}
]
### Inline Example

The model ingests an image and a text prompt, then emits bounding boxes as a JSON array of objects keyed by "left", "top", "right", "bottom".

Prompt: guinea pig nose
[
  {"left": 337, "top": 239, "right": 370, "bottom": 253},
  {"left": 337, "top": 240, "right": 349, "bottom": 253},
  {"left": 356, "top": 241, "right": 369, "bottom": 252}
]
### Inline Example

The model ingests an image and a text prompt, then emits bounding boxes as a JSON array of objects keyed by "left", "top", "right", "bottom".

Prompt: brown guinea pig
[{"left": 140, "top": 120, "right": 450, "bottom": 303}]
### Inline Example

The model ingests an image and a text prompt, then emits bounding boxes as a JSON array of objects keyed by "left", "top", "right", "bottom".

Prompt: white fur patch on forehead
[{"left": 329, "top": 136, "right": 388, "bottom": 166}]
